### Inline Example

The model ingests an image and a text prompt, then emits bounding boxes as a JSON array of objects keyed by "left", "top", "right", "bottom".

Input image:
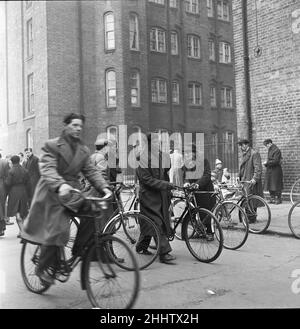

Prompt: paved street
[{"left": 1, "top": 201, "right": 300, "bottom": 309}]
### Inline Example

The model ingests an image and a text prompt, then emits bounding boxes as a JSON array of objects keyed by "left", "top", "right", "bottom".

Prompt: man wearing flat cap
[{"left": 238, "top": 139, "right": 264, "bottom": 222}]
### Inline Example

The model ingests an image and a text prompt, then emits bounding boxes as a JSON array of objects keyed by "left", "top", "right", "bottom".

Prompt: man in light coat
[{"left": 21, "top": 113, "right": 110, "bottom": 285}]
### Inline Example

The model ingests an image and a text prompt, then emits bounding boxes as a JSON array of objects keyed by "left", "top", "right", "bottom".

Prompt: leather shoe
[
  {"left": 36, "top": 271, "right": 55, "bottom": 285},
  {"left": 136, "top": 248, "right": 153, "bottom": 256},
  {"left": 159, "top": 253, "right": 176, "bottom": 264}
]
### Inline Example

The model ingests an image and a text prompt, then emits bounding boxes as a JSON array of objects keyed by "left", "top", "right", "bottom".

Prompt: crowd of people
[
  {"left": 0, "top": 148, "right": 40, "bottom": 237},
  {"left": 0, "top": 112, "right": 284, "bottom": 284}
]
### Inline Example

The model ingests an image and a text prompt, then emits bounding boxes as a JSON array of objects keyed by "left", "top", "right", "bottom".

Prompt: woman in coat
[
  {"left": 263, "top": 139, "right": 283, "bottom": 204},
  {"left": 5, "top": 155, "right": 31, "bottom": 236}
]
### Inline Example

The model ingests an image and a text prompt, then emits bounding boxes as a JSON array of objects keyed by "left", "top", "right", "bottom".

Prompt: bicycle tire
[
  {"left": 214, "top": 201, "right": 249, "bottom": 250},
  {"left": 240, "top": 195, "right": 271, "bottom": 234},
  {"left": 103, "top": 211, "right": 161, "bottom": 270},
  {"left": 20, "top": 241, "right": 51, "bottom": 294},
  {"left": 182, "top": 207, "right": 223, "bottom": 263},
  {"left": 290, "top": 179, "right": 300, "bottom": 205},
  {"left": 288, "top": 201, "right": 300, "bottom": 239},
  {"left": 84, "top": 235, "right": 140, "bottom": 309}
]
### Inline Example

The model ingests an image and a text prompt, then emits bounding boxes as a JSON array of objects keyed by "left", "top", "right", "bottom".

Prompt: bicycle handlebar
[{"left": 69, "top": 188, "right": 112, "bottom": 202}]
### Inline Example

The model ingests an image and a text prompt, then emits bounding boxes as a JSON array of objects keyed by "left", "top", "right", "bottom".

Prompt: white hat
[
  {"left": 95, "top": 137, "right": 108, "bottom": 146},
  {"left": 215, "top": 159, "right": 222, "bottom": 165}
]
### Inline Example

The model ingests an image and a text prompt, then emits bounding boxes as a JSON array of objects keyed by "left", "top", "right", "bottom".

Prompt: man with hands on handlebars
[{"left": 21, "top": 113, "right": 111, "bottom": 285}]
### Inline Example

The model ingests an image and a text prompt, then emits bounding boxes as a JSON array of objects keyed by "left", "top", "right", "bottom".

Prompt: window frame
[
  {"left": 172, "top": 80, "right": 180, "bottom": 105},
  {"left": 151, "top": 78, "right": 168, "bottom": 104},
  {"left": 188, "top": 82, "right": 202, "bottom": 106},
  {"left": 220, "top": 86, "right": 233, "bottom": 108},
  {"left": 219, "top": 41, "right": 231, "bottom": 64},
  {"left": 207, "top": 0, "right": 214, "bottom": 17},
  {"left": 208, "top": 38, "right": 215, "bottom": 61},
  {"left": 217, "top": 0, "right": 230, "bottom": 21},
  {"left": 27, "top": 18, "right": 33, "bottom": 59},
  {"left": 185, "top": 0, "right": 200, "bottom": 14},
  {"left": 27, "top": 73, "right": 34, "bottom": 115},
  {"left": 104, "top": 12, "right": 115, "bottom": 51},
  {"left": 187, "top": 34, "right": 201, "bottom": 59},
  {"left": 148, "top": 0, "right": 165, "bottom": 5},
  {"left": 170, "top": 31, "right": 178, "bottom": 55},
  {"left": 129, "top": 13, "right": 139, "bottom": 51},
  {"left": 210, "top": 85, "right": 217, "bottom": 107},
  {"left": 169, "top": 0, "right": 178, "bottom": 8},
  {"left": 150, "top": 27, "right": 166, "bottom": 53},
  {"left": 106, "top": 69, "right": 117, "bottom": 108},
  {"left": 130, "top": 69, "right": 140, "bottom": 107}
]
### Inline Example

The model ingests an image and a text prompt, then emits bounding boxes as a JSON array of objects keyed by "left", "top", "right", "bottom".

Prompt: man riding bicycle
[{"left": 21, "top": 113, "right": 111, "bottom": 285}]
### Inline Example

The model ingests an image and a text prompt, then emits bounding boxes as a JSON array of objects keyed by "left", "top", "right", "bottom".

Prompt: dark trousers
[
  {"left": 136, "top": 233, "right": 171, "bottom": 256},
  {"left": 37, "top": 245, "right": 61, "bottom": 274},
  {"left": 0, "top": 219, "right": 5, "bottom": 233},
  {"left": 269, "top": 191, "right": 282, "bottom": 199}
]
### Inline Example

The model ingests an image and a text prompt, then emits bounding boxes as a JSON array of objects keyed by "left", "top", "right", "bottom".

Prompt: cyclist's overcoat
[{"left": 21, "top": 135, "right": 108, "bottom": 246}]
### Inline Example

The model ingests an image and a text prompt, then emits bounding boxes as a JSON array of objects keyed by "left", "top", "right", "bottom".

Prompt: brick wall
[{"left": 233, "top": 0, "right": 300, "bottom": 191}]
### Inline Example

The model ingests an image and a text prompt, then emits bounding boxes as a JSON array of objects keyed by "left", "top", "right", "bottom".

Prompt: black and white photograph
[{"left": 0, "top": 0, "right": 300, "bottom": 315}]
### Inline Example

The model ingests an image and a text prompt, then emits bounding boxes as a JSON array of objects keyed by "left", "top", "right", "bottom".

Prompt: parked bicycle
[
  {"left": 290, "top": 178, "right": 300, "bottom": 205},
  {"left": 103, "top": 182, "right": 161, "bottom": 270},
  {"left": 225, "top": 180, "right": 271, "bottom": 234},
  {"left": 20, "top": 190, "right": 140, "bottom": 309},
  {"left": 169, "top": 185, "right": 224, "bottom": 263},
  {"left": 288, "top": 200, "right": 300, "bottom": 239}
]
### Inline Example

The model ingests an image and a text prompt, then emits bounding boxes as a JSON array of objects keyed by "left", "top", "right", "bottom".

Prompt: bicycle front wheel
[
  {"left": 241, "top": 195, "right": 271, "bottom": 234},
  {"left": 290, "top": 179, "right": 300, "bottom": 205},
  {"left": 288, "top": 201, "right": 300, "bottom": 239},
  {"left": 103, "top": 212, "right": 160, "bottom": 270},
  {"left": 214, "top": 201, "right": 249, "bottom": 250},
  {"left": 182, "top": 208, "right": 223, "bottom": 263},
  {"left": 84, "top": 235, "right": 140, "bottom": 309},
  {"left": 20, "top": 241, "right": 51, "bottom": 294}
]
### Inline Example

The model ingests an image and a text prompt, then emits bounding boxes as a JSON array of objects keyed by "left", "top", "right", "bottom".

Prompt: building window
[
  {"left": 150, "top": 28, "right": 166, "bottom": 53},
  {"left": 217, "top": 0, "right": 229, "bottom": 21},
  {"left": 27, "top": 73, "right": 34, "bottom": 114},
  {"left": 148, "top": 0, "right": 165, "bottom": 4},
  {"left": 187, "top": 35, "right": 201, "bottom": 59},
  {"left": 25, "top": 1, "right": 32, "bottom": 9},
  {"left": 219, "top": 41, "right": 231, "bottom": 63},
  {"left": 223, "top": 131, "right": 234, "bottom": 153},
  {"left": 207, "top": 0, "right": 214, "bottom": 17},
  {"left": 185, "top": 0, "right": 200, "bottom": 14},
  {"left": 104, "top": 12, "right": 115, "bottom": 50},
  {"left": 188, "top": 82, "right": 202, "bottom": 105},
  {"left": 129, "top": 13, "right": 139, "bottom": 51},
  {"left": 26, "top": 129, "right": 33, "bottom": 149},
  {"left": 172, "top": 80, "right": 180, "bottom": 104},
  {"left": 27, "top": 18, "right": 33, "bottom": 58},
  {"left": 106, "top": 70, "right": 117, "bottom": 108},
  {"left": 169, "top": 0, "right": 178, "bottom": 8},
  {"left": 208, "top": 39, "right": 215, "bottom": 61},
  {"left": 151, "top": 78, "right": 167, "bottom": 103},
  {"left": 170, "top": 31, "right": 178, "bottom": 55},
  {"left": 210, "top": 86, "right": 217, "bottom": 107},
  {"left": 131, "top": 70, "right": 140, "bottom": 107},
  {"left": 220, "top": 87, "right": 233, "bottom": 108}
]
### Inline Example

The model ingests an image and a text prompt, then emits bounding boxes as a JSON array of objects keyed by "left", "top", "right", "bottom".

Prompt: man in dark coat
[
  {"left": 23, "top": 147, "right": 41, "bottom": 205},
  {"left": 238, "top": 139, "right": 264, "bottom": 223},
  {"left": 5, "top": 155, "right": 31, "bottom": 236},
  {"left": 0, "top": 154, "right": 10, "bottom": 236},
  {"left": 135, "top": 133, "right": 176, "bottom": 264},
  {"left": 21, "top": 113, "right": 110, "bottom": 285},
  {"left": 263, "top": 139, "right": 283, "bottom": 204}
]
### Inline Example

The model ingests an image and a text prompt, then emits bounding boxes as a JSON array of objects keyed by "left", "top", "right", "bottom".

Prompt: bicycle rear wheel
[
  {"left": 103, "top": 212, "right": 160, "bottom": 270},
  {"left": 241, "top": 195, "right": 271, "bottom": 234},
  {"left": 290, "top": 179, "right": 300, "bottom": 205},
  {"left": 20, "top": 241, "right": 51, "bottom": 294},
  {"left": 288, "top": 201, "right": 300, "bottom": 239},
  {"left": 182, "top": 208, "right": 223, "bottom": 263},
  {"left": 84, "top": 235, "right": 140, "bottom": 309},
  {"left": 214, "top": 201, "right": 249, "bottom": 250}
]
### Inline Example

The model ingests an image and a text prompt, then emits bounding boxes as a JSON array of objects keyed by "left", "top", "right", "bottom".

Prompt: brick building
[
  {"left": 233, "top": 0, "right": 300, "bottom": 192},
  {"left": 0, "top": 0, "right": 237, "bottom": 171}
]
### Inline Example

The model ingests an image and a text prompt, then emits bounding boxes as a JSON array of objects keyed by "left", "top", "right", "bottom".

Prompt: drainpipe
[{"left": 242, "top": 0, "right": 252, "bottom": 144}]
